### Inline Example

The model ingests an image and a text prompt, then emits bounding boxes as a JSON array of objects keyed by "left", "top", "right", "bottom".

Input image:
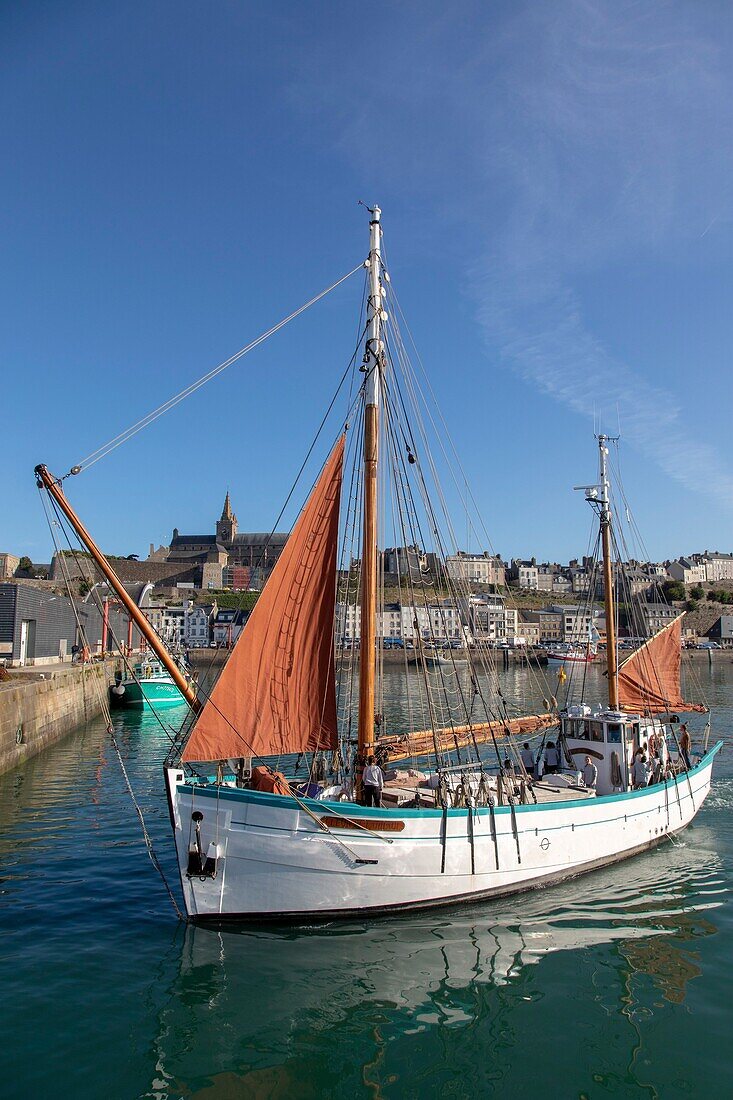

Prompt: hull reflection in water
[{"left": 146, "top": 836, "right": 725, "bottom": 1096}]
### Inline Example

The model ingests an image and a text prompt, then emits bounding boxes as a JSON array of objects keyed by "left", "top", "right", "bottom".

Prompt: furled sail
[
  {"left": 617, "top": 614, "right": 706, "bottom": 714},
  {"left": 383, "top": 713, "right": 557, "bottom": 764},
  {"left": 182, "top": 437, "right": 345, "bottom": 762}
]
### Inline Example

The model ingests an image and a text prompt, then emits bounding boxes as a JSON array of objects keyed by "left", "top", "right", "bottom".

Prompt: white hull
[{"left": 166, "top": 745, "right": 720, "bottom": 921}]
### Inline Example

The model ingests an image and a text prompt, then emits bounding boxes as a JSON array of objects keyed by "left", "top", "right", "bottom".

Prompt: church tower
[{"left": 216, "top": 491, "right": 238, "bottom": 544}]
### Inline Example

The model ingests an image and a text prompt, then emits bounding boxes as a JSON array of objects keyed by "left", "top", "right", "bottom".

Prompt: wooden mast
[
  {"left": 35, "top": 464, "right": 201, "bottom": 712},
  {"left": 597, "top": 436, "right": 619, "bottom": 709},
  {"left": 357, "top": 206, "right": 383, "bottom": 783}
]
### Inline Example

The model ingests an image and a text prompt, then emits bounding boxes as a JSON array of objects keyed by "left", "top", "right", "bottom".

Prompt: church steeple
[{"left": 216, "top": 491, "right": 238, "bottom": 543}]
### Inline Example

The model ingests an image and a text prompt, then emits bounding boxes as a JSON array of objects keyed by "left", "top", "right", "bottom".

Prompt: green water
[{"left": 2, "top": 661, "right": 731, "bottom": 1098}]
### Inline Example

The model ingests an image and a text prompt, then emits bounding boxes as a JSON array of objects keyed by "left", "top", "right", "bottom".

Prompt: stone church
[{"left": 166, "top": 493, "right": 289, "bottom": 589}]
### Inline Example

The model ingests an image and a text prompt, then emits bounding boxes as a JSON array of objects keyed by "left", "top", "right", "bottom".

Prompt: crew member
[
  {"left": 582, "top": 755, "right": 598, "bottom": 790},
  {"left": 544, "top": 741, "right": 559, "bottom": 775},
  {"left": 362, "top": 754, "right": 384, "bottom": 807},
  {"left": 520, "top": 742, "right": 535, "bottom": 778}
]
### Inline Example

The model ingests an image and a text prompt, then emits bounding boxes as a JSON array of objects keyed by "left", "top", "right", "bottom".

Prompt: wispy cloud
[
  {"left": 295, "top": 0, "right": 733, "bottom": 511},
  {"left": 467, "top": 0, "right": 733, "bottom": 508}
]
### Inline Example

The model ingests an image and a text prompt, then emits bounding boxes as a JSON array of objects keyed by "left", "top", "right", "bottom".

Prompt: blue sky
[{"left": 2, "top": 0, "right": 732, "bottom": 565}]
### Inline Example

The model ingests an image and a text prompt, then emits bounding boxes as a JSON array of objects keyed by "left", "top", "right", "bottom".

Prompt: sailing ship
[{"left": 35, "top": 206, "right": 721, "bottom": 922}]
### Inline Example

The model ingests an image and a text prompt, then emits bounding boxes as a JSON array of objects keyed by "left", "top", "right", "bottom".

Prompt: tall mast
[
  {"left": 35, "top": 464, "right": 201, "bottom": 712},
  {"left": 357, "top": 205, "right": 383, "bottom": 771},
  {"left": 597, "top": 435, "right": 619, "bottom": 709}
]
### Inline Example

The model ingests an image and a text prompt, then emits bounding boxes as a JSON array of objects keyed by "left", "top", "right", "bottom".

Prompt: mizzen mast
[
  {"left": 357, "top": 205, "right": 383, "bottom": 771},
  {"left": 597, "top": 435, "right": 619, "bottom": 710}
]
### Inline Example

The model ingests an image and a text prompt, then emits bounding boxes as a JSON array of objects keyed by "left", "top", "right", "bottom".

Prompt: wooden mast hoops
[{"left": 35, "top": 464, "right": 201, "bottom": 712}]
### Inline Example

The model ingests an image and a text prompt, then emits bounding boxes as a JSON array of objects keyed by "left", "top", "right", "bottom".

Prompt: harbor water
[{"left": 2, "top": 660, "right": 732, "bottom": 1098}]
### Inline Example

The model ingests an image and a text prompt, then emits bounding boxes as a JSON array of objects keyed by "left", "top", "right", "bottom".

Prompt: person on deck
[
  {"left": 520, "top": 742, "right": 535, "bottom": 778},
  {"left": 679, "top": 724, "right": 692, "bottom": 770},
  {"left": 544, "top": 741, "right": 559, "bottom": 774},
  {"left": 582, "top": 755, "right": 598, "bottom": 790},
  {"left": 632, "top": 752, "right": 650, "bottom": 789},
  {"left": 362, "top": 755, "right": 384, "bottom": 808}
]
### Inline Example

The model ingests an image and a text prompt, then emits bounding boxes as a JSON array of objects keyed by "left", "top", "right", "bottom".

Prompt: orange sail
[
  {"left": 182, "top": 437, "right": 345, "bottom": 762},
  {"left": 617, "top": 615, "right": 706, "bottom": 714}
]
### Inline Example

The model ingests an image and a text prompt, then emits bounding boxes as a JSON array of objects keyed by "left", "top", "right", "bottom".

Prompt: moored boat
[
  {"left": 110, "top": 658, "right": 187, "bottom": 709},
  {"left": 35, "top": 207, "right": 720, "bottom": 923}
]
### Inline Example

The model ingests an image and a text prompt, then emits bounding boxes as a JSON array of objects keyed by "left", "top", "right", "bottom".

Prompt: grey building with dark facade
[{"left": 0, "top": 583, "right": 143, "bottom": 667}]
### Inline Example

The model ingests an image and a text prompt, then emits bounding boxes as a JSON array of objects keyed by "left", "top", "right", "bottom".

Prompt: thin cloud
[
  {"left": 468, "top": 0, "right": 733, "bottom": 509},
  {"left": 293, "top": 0, "right": 733, "bottom": 511}
]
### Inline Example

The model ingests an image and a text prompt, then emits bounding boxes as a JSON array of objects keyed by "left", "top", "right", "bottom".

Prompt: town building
[
  {"left": 167, "top": 493, "right": 289, "bottom": 591},
  {"left": 668, "top": 557, "right": 707, "bottom": 585},
  {"left": 444, "top": 553, "right": 505, "bottom": 587},
  {"left": 184, "top": 603, "right": 217, "bottom": 647},
  {"left": 0, "top": 582, "right": 143, "bottom": 666},
  {"left": 508, "top": 559, "right": 539, "bottom": 590},
  {"left": 460, "top": 595, "right": 518, "bottom": 644},
  {"left": 383, "top": 545, "right": 428, "bottom": 580},
  {"left": 707, "top": 615, "right": 733, "bottom": 648},
  {"left": 0, "top": 553, "right": 20, "bottom": 580},
  {"left": 547, "top": 604, "right": 601, "bottom": 644},
  {"left": 701, "top": 552, "right": 733, "bottom": 583},
  {"left": 143, "top": 604, "right": 186, "bottom": 647},
  {"left": 336, "top": 601, "right": 470, "bottom": 644},
  {"left": 517, "top": 613, "right": 541, "bottom": 647},
  {"left": 635, "top": 602, "right": 680, "bottom": 635},
  {"left": 213, "top": 608, "right": 250, "bottom": 647}
]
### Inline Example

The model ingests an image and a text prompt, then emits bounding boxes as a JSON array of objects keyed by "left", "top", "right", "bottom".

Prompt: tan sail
[
  {"left": 182, "top": 437, "right": 345, "bottom": 762},
  {"left": 617, "top": 615, "right": 706, "bottom": 715}
]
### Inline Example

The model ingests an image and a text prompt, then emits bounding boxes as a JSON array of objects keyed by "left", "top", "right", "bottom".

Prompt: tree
[
  {"left": 690, "top": 585, "right": 705, "bottom": 600},
  {"left": 662, "top": 579, "right": 685, "bottom": 602},
  {"left": 17, "top": 556, "right": 33, "bottom": 574},
  {"left": 685, "top": 599, "right": 698, "bottom": 612}
]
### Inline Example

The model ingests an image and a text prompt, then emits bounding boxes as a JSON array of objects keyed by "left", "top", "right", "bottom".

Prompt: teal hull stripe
[{"left": 177, "top": 741, "right": 722, "bottom": 821}]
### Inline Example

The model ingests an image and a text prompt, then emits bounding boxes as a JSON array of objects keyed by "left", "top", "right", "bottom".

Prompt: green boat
[{"left": 110, "top": 659, "right": 187, "bottom": 709}]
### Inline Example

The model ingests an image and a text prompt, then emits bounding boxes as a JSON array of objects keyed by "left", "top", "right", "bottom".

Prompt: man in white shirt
[
  {"left": 362, "top": 754, "right": 385, "bottom": 807},
  {"left": 520, "top": 742, "right": 535, "bottom": 778},
  {"left": 582, "top": 755, "right": 598, "bottom": 790}
]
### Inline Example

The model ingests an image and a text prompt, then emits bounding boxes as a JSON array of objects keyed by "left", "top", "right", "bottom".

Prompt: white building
[
  {"left": 701, "top": 552, "right": 733, "bottom": 582},
  {"left": 143, "top": 603, "right": 186, "bottom": 646},
  {"left": 509, "top": 560, "right": 539, "bottom": 590},
  {"left": 336, "top": 601, "right": 470, "bottom": 644},
  {"left": 445, "top": 553, "right": 505, "bottom": 587},
  {"left": 184, "top": 603, "right": 216, "bottom": 647},
  {"left": 668, "top": 557, "right": 707, "bottom": 585},
  {"left": 548, "top": 604, "right": 601, "bottom": 643},
  {"left": 461, "top": 595, "right": 519, "bottom": 643}
]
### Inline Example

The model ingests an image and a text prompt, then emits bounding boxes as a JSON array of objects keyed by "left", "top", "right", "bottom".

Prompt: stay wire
[{"left": 72, "top": 262, "right": 366, "bottom": 474}]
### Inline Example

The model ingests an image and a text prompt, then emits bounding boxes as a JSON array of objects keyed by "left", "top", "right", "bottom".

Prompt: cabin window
[
  {"left": 590, "top": 723, "right": 604, "bottom": 743},
  {"left": 607, "top": 723, "right": 622, "bottom": 744}
]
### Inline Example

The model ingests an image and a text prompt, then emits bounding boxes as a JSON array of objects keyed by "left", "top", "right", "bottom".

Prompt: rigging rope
[
  {"left": 71, "top": 262, "right": 365, "bottom": 474},
  {"left": 110, "top": 731, "right": 188, "bottom": 922}
]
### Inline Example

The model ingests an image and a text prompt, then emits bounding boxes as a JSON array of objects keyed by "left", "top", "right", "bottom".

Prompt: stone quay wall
[{"left": 0, "top": 658, "right": 117, "bottom": 775}]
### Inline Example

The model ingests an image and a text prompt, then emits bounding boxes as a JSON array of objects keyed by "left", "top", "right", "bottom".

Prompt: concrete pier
[{"left": 0, "top": 658, "right": 117, "bottom": 775}]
